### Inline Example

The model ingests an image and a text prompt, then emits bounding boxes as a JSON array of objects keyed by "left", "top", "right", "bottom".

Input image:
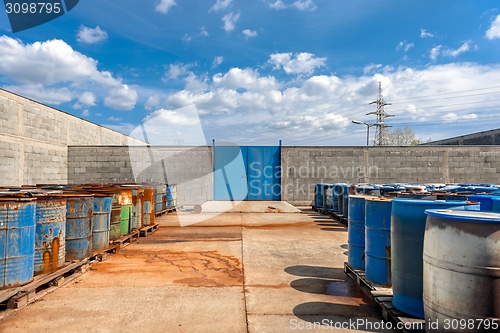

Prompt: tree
[{"left": 382, "top": 126, "right": 429, "bottom": 146}]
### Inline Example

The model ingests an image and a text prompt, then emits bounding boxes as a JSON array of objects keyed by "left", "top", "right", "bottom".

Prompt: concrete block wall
[
  {"left": 0, "top": 89, "right": 143, "bottom": 186},
  {"left": 68, "top": 146, "right": 213, "bottom": 205},
  {"left": 282, "top": 146, "right": 500, "bottom": 204}
]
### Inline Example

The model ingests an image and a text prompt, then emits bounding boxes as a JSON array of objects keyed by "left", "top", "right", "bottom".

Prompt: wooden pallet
[
  {"left": 0, "top": 259, "right": 89, "bottom": 317},
  {"left": 155, "top": 207, "right": 176, "bottom": 217},
  {"left": 111, "top": 230, "right": 139, "bottom": 247},
  {"left": 139, "top": 223, "right": 159, "bottom": 237},
  {"left": 343, "top": 262, "right": 425, "bottom": 333}
]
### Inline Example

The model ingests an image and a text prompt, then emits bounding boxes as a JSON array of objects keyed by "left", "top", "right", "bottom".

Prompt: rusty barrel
[
  {"left": 120, "top": 189, "right": 133, "bottom": 235},
  {"left": 34, "top": 197, "right": 66, "bottom": 275},
  {"left": 0, "top": 198, "right": 37, "bottom": 289},
  {"left": 128, "top": 187, "right": 144, "bottom": 230},
  {"left": 142, "top": 186, "right": 155, "bottom": 226},
  {"left": 92, "top": 195, "right": 112, "bottom": 251},
  {"left": 365, "top": 197, "right": 393, "bottom": 286},
  {"left": 65, "top": 194, "right": 94, "bottom": 261}
]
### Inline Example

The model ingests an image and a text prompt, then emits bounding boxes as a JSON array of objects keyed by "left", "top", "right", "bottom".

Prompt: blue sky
[{"left": 0, "top": 0, "right": 500, "bottom": 145}]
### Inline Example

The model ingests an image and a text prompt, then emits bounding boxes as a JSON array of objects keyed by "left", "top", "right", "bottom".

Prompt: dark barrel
[
  {"left": 342, "top": 184, "right": 350, "bottom": 217},
  {"left": 313, "top": 184, "right": 325, "bottom": 210},
  {"left": 0, "top": 198, "right": 37, "bottom": 289},
  {"left": 347, "top": 195, "right": 367, "bottom": 270},
  {"left": 142, "top": 186, "right": 155, "bottom": 226},
  {"left": 391, "top": 199, "right": 480, "bottom": 318},
  {"left": 34, "top": 197, "right": 66, "bottom": 275},
  {"left": 65, "top": 194, "right": 94, "bottom": 261},
  {"left": 365, "top": 197, "right": 392, "bottom": 286},
  {"left": 92, "top": 195, "right": 112, "bottom": 251},
  {"left": 423, "top": 209, "right": 500, "bottom": 332}
]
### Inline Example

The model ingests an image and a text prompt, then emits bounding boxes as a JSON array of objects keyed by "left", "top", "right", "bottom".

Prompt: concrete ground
[{"left": 0, "top": 205, "right": 393, "bottom": 333}]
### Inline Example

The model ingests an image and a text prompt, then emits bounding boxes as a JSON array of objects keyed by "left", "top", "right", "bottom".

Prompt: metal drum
[
  {"left": 0, "top": 198, "right": 36, "bottom": 289},
  {"left": 365, "top": 197, "right": 392, "bottom": 286},
  {"left": 333, "top": 184, "right": 342, "bottom": 212},
  {"left": 142, "top": 186, "right": 155, "bottom": 226},
  {"left": 347, "top": 195, "right": 367, "bottom": 270},
  {"left": 342, "top": 184, "right": 350, "bottom": 217},
  {"left": 466, "top": 194, "right": 496, "bottom": 211},
  {"left": 492, "top": 197, "right": 500, "bottom": 212},
  {"left": 423, "top": 210, "right": 500, "bottom": 331},
  {"left": 65, "top": 194, "right": 94, "bottom": 261},
  {"left": 337, "top": 184, "right": 347, "bottom": 216},
  {"left": 166, "top": 184, "right": 177, "bottom": 209},
  {"left": 129, "top": 187, "right": 144, "bottom": 230},
  {"left": 391, "top": 199, "right": 480, "bottom": 318},
  {"left": 154, "top": 185, "right": 165, "bottom": 213},
  {"left": 313, "top": 184, "right": 325, "bottom": 210},
  {"left": 34, "top": 197, "right": 66, "bottom": 275},
  {"left": 170, "top": 184, "right": 178, "bottom": 208},
  {"left": 323, "top": 184, "right": 334, "bottom": 211},
  {"left": 92, "top": 195, "right": 112, "bottom": 251},
  {"left": 120, "top": 189, "right": 133, "bottom": 235}
]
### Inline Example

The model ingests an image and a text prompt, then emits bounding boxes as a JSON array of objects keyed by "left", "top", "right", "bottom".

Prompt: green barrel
[{"left": 120, "top": 189, "right": 133, "bottom": 235}]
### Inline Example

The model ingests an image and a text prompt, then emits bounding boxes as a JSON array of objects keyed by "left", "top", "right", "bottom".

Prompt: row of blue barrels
[
  {"left": 154, "top": 184, "right": 178, "bottom": 213},
  {"left": 314, "top": 183, "right": 351, "bottom": 217},
  {"left": 347, "top": 195, "right": 482, "bottom": 320}
]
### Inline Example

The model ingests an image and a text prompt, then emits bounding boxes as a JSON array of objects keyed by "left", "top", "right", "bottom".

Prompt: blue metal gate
[{"left": 214, "top": 145, "right": 281, "bottom": 201}]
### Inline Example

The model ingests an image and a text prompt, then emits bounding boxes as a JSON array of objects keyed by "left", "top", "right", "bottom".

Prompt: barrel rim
[{"left": 425, "top": 208, "right": 500, "bottom": 222}]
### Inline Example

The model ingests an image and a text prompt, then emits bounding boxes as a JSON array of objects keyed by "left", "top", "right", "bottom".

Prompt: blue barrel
[
  {"left": 466, "top": 194, "right": 496, "bottom": 210},
  {"left": 391, "top": 199, "right": 480, "bottom": 318},
  {"left": 365, "top": 197, "right": 392, "bottom": 286},
  {"left": 342, "top": 184, "right": 350, "bottom": 217},
  {"left": 492, "top": 197, "right": 500, "bottom": 212},
  {"left": 314, "top": 184, "right": 325, "bottom": 209},
  {"left": 347, "top": 195, "right": 367, "bottom": 270},
  {"left": 166, "top": 185, "right": 174, "bottom": 209},
  {"left": 458, "top": 185, "right": 500, "bottom": 194},
  {"left": 65, "top": 195, "right": 94, "bottom": 261},
  {"left": 355, "top": 185, "right": 380, "bottom": 196},
  {"left": 332, "top": 184, "right": 341, "bottom": 212},
  {"left": 0, "top": 198, "right": 36, "bottom": 289},
  {"left": 323, "top": 184, "right": 334, "bottom": 211},
  {"left": 423, "top": 210, "right": 500, "bottom": 329},
  {"left": 92, "top": 195, "right": 112, "bottom": 252},
  {"left": 34, "top": 197, "right": 66, "bottom": 275},
  {"left": 154, "top": 185, "right": 165, "bottom": 213}
]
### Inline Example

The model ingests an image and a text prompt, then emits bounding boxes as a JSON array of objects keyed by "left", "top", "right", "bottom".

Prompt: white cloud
[
  {"left": 3, "top": 84, "right": 73, "bottom": 105},
  {"left": 200, "top": 26, "right": 209, "bottom": 37},
  {"left": 430, "top": 43, "right": 474, "bottom": 60},
  {"left": 222, "top": 11, "right": 240, "bottom": 32},
  {"left": 268, "top": 0, "right": 286, "bottom": 9},
  {"left": 164, "top": 63, "right": 193, "bottom": 81},
  {"left": 442, "top": 42, "right": 471, "bottom": 57},
  {"left": 212, "top": 56, "right": 224, "bottom": 69},
  {"left": 292, "top": 0, "right": 316, "bottom": 11},
  {"left": 155, "top": 0, "right": 176, "bottom": 13},
  {"left": 79, "top": 91, "right": 96, "bottom": 107},
  {"left": 430, "top": 45, "right": 442, "bottom": 60},
  {"left": 420, "top": 29, "right": 434, "bottom": 38},
  {"left": 145, "top": 95, "right": 161, "bottom": 110},
  {"left": 107, "top": 116, "right": 122, "bottom": 121},
  {"left": 210, "top": 0, "right": 232, "bottom": 12},
  {"left": 268, "top": 52, "right": 326, "bottom": 75},
  {"left": 242, "top": 29, "right": 258, "bottom": 38},
  {"left": 77, "top": 26, "right": 108, "bottom": 44},
  {"left": 363, "top": 63, "right": 382, "bottom": 75},
  {"left": 398, "top": 41, "right": 414, "bottom": 52},
  {"left": 81, "top": 109, "right": 90, "bottom": 117},
  {"left": 267, "top": 0, "right": 315, "bottom": 10},
  {"left": 104, "top": 85, "right": 138, "bottom": 110},
  {"left": 486, "top": 14, "right": 500, "bottom": 40}
]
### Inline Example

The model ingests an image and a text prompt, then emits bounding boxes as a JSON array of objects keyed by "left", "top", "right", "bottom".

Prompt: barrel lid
[
  {"left": 425, "top": 209, "right": 500, "bottom": 222},
  {"left": 0, "top": 197, "right": 37, "bottom": 202},
  {"left": 392, "top": 198, "right": 470, "bottom": 205}
]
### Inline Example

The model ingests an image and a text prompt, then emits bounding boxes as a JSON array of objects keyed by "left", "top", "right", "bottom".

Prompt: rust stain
[
  {"left": 52, "top": 237, "right": 60, "bottom": 272},
  {"left": 42, "top": 251, "right": 51, "bottom": 274}
]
